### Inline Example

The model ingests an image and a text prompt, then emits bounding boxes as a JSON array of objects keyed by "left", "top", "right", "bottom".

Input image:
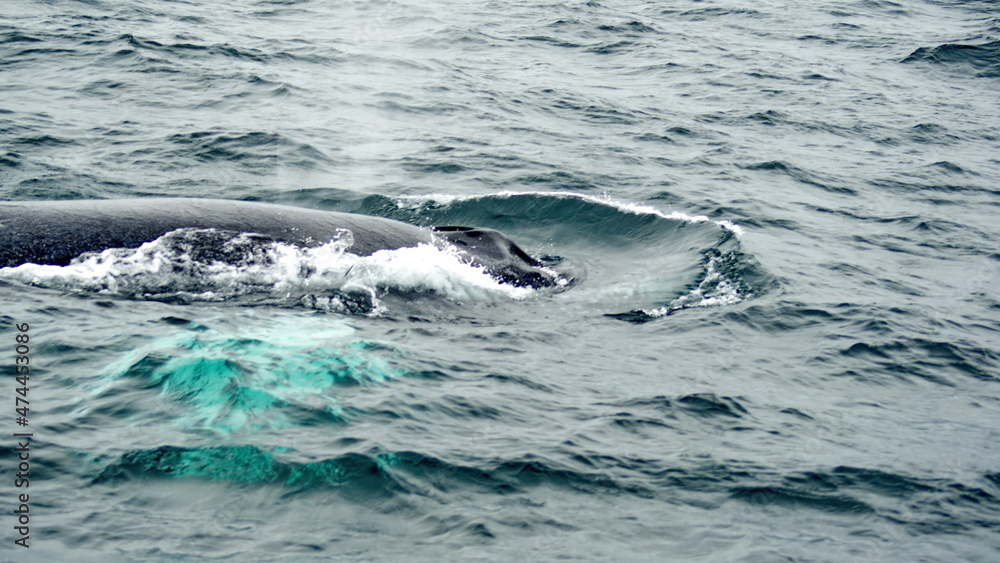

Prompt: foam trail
[{"left": 648, "top": 252, "right": 746, "bottom": 317}]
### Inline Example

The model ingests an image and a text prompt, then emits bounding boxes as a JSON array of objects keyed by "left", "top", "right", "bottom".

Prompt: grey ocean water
[{"left": 1, "top": 0, "right": 999, "bottom": 560}]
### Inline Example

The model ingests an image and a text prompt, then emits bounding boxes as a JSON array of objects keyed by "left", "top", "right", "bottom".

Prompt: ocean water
[{"left": 1, "top": 0, "right": 999, "bottom": 560}]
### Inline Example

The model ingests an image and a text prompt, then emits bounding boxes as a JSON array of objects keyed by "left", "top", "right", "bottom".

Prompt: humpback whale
[{"left": 0, "top": 198, "right": 557, "bottom": 288}]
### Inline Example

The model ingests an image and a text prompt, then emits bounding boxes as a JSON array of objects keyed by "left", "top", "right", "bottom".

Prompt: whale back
[
  {"left": 0, "top": 198, "right": 433, "bottom": 267},
  {"left": 433, "top": 226, "right": 554, "bottom": 289},
  {"left": 0, "top": 198, "right": 558, "bottom": 288}
]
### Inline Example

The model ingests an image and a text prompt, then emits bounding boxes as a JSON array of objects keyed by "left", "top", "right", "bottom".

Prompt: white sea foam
[
  {"left": 0, "top": 228, "right": 537, "bottom": 312},
  {"left": 645, "top": 252, "right": 745, "bottom": 317}
]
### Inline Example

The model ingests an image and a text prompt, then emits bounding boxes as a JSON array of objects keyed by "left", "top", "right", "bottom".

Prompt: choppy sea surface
[{"left": 1, "top": 0, "right": 999, "bottom": 560}]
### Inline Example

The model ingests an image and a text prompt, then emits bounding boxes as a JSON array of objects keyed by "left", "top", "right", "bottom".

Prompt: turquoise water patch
[
  {"left": 101, "top": 316, "right": 406, "bottom": 434},
  {"left": 93, "top": 444, "right": 407, "bottom": 497}
]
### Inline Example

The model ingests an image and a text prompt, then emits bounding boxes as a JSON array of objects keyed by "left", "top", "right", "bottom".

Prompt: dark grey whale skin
[{"left": 0, "top": 198, "right": 557, "bottom": 288}]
